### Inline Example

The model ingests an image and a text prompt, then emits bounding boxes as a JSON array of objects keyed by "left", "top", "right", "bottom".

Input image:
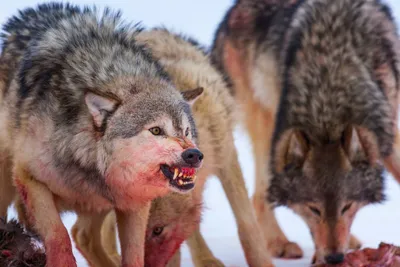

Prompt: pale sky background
[{"left": 2, "top": 1, "right": 400, "bottom": 267}]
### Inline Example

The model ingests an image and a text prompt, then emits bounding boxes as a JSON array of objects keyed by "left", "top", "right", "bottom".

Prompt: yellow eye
[{"left": 149, "top": 127, "right": 162, "bottom": 136}]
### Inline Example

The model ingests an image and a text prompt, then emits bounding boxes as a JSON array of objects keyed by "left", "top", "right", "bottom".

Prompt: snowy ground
[{"left": 3, "top": 0, "right": 400, "bottom": 266}]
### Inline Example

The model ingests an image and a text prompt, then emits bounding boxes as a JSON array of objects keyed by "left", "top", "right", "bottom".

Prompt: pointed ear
[
  {"left": 275, "top": 129, "right": 310, "bottom": 173},
  {"left": 181, "top": 87, "right": 204, "bottom": 106},
  {"left": 341, "top": 125, "right": 380, "bottom": 165},
  {"left": 85, "top": 92, "right": 119, "bottom": 129}
]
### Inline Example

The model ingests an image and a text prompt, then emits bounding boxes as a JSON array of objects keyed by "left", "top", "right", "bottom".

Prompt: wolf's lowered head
[{"left": 268, "top": 127, "right": 385, "bottom": 264}]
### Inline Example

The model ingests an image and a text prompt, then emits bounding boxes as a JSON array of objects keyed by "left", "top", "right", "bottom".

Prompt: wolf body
[
  {"left": 0, "top": 3, "right": 204, "bottom": 267},
  {"left": 71, "top": 28, "right": 277, "bottom": 267},
  {"left": 211, "top": 0, "right": 400, "bottom": 264}
]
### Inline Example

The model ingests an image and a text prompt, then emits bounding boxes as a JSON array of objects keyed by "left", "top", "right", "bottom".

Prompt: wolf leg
[
  {"left": 246, "top": 105, "right": 303, "bottom": 259},
  {"left": 116, "top": 202, "right": 150, "bottom": 267},
  {"left": 72, "top": 211, "right": 119, "bottom": 267},
  {"left": 101, "top": 210, "right": 121, "bottom": 264},
  {"left": 166, "top": 248, "right": 181, "bottom": 267},
  {"left": 0, "top": 153, "right": 14, "bottom": 219},
  {"left": 186, "top": 227, "right": 225, "bottom": 267},
  {"left": 218, "top": 144, "right": 274, "bottom": 266},
  {"left": 13, "top": 162, "right": 77, "bottom": 267},
  {"left": 384, "top": 128, "right": 400, "bottom": 184}
]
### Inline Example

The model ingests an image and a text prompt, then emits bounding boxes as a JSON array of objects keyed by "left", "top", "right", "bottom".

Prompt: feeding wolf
[
  {"left": 0, "top": 3, "right": 203, "bottom": 267},
  {"left": 211, "top": 0, "right": 400, "bottom": 264},
  {"left": 72, "top": 28, "right": 274, "bottom": 267}
]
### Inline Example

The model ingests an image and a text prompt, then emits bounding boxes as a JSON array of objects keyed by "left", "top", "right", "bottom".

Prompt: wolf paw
[{"left": 268, "top": 239, "right": 303, "bottom": 259}]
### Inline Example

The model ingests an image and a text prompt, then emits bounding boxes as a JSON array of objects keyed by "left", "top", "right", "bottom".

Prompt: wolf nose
[
  {"left": 182, "top": 148, "right": 203, "bottom": 165},
  {"left": 325, "top": 253, "right": 345, "bottom": 264}
]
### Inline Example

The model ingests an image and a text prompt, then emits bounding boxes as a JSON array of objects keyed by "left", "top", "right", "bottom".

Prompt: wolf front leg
[
  {"left": 186, "top": 227, "right": 225, "bottom": 267},
  {"left": 13, "top": 163, "right": 77, "bottom": 267},
  {"left": 245, "top": 106, "right": 303, "bottom": 259},
  {"left": 116, "top": 202, "right": 151, "bottom": 267},
  {"left": 217, "top": 145, "right": 275, "bottom": 267},
  {"left": 72, "top": 211, "right": 119, "bottom": 267}
]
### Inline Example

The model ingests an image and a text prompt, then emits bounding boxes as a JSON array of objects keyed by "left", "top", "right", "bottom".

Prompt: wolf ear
[
  {"left": 85, "top": 92, "right": 119, "bottom": 129},
  {"left": 341, "top": 125, "right": 380, "bottom": 165},
  {"left": 275, "top": 129, "right": 310, "bottom": 173},
  {"left": 181, "top": 87, "right": 204, "bottom": 106}
]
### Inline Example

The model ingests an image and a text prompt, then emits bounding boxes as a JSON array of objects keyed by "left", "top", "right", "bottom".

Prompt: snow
[{"left": 3, "top": 0, "right": 400, "bottom": 266}]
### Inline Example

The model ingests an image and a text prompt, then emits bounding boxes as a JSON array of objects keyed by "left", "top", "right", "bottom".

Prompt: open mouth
[{"left": 160, "top": 164, "right": 197, "bottom": 192}]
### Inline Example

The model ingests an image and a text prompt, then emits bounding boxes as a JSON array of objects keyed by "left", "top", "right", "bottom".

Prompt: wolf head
[
  {"left": 83, "top": 78, "right": 204, "bottom": 205},
  {"left": 7, "top": 4, "right": 206, "bottom": 205},
  {"left": 268, "top": 127, "right": 385, "bottom": 263},
  {"left": 144, "top": 193, "right": 201, "bottom": 267}
]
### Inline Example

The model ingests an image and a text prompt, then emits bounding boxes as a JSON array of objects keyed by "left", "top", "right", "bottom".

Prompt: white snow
[{"left": 3, "top": 0, "right": 400, "bottom": 266}]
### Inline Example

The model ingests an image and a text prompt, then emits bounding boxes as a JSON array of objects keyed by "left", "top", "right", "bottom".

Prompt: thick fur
[
  {"left": 211, "top": 0, "right": 400, "bottom": 264},
  {"left": 0, "top": 217, "right": 46, "bottom": 267},
  {"left": 0, "top": 3, "right": 204, "bottom": 267},
  {"left": 71, "top": 28, "right": 276, "bottom": 267}
]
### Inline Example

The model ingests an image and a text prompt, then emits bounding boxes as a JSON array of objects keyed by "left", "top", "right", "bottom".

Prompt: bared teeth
[
  {"left": 173, "top": 168, "right": 179, "bottom": 180},
  {"left": 178, "top": 179, "right": 184, "bottom": 185}
]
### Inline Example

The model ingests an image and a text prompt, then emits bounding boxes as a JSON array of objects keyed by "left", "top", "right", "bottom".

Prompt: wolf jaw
[{"left": 160, "top": 165, "right": 197, "bottom": 192}]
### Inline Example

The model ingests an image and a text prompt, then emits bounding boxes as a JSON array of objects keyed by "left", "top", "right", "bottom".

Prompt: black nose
[
  {"left": 325, "top": 253, "right": 345, "bottom": 264},
  {"left": 182, "top": 148, "right": 203, "bottom": 165}
]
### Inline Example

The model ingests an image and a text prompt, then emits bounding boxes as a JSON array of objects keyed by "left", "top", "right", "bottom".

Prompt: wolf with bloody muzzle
[
  {"left": 211, "top": 0, "right": 400, "bottom": 265},
  {"left": 0, "top": 2, "right": 204, "bottom": 267}
]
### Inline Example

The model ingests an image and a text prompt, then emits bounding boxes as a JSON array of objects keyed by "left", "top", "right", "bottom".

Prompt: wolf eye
[
  {"left": 185, "top": 127, "right": 189, "bottom": 137},
  {"left": 341, "top": 203, "right": 352, "bottom": 215},
  {"left": 149, "top": 127, "right": 163, "bottom": 136},
  {"left": 308, "top": 206, "right": 321, "bottom": 216},
  {"left": 152, "top": 226, "right": 164, "bottom": 236}
]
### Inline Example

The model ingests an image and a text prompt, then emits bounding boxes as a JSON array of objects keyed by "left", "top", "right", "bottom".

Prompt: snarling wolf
[
  {"left": 0, "top": 3, "right": 204, "bottom": 266},
  {"left": 71, "top": 28, "right": 275, "bottom": 267},
  {"left": 211, "top": 0, "right": 400, "bottom": 264}
]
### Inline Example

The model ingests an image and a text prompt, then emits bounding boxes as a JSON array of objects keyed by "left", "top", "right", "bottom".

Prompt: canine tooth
[
  {"left": 173, "top": 168, "right": 178, "bottom": 180},
  {"left": 179, "top": 172, "right": 183, "bottom": 177},
  {"left": 178, "top": 179, "right": 183, "bottom": 185},
  {"left": 193, "top": 175, "right": 197, "bottom": 182}
]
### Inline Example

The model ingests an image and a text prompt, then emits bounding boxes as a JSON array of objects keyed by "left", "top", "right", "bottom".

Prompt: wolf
[
  {"left": 71, "top": 28, "right": 277, "bottom": 267},
  {"left": 211, "top": 0, "right": 400, "bottom": 264},
  {"left": 0, "top": 3, "right": 204, "bottom": 267}
]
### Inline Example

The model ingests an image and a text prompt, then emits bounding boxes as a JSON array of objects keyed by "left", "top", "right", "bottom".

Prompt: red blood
[
  {"left": 1, "top": 250, "right": 12, "bottom": 257},
  {"left": 181, "top": 167, "right": 195, "bottom": 176}
]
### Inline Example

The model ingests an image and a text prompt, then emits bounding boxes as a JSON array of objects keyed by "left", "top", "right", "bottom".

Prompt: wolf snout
[
  {"left": 324, "top": 252, "right": 345, "bottom": 264},
  {"left": 181, "top": 148, "right": 204, "bottom": 166}
]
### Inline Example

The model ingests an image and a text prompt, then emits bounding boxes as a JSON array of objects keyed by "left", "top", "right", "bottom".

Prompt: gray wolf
[
  {"left": 72, "top": 28, "right": 275, "bottom": 267},
  {"left": 211, "top": 0, "right": 400, "bottom": 264},
  {"left": 0, "top": 3, "right": 203, "bottom": 266}
]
